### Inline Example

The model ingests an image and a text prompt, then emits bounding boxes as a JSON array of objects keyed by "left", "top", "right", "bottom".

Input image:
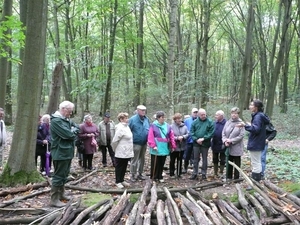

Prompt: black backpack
[{"left": 75, "top": 136, "right": 84, "bottom": 154}]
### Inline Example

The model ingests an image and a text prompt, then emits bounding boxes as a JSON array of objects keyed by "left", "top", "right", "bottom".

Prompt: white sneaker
[
  {"left": 116, "top": 183, "right": 124, "bottom": 189},
  {"left": 159, "top": 179, "right": 165, "bottom": 183},
  {"left": 122, "top": 181, "right": 130, "bottom": 187}
]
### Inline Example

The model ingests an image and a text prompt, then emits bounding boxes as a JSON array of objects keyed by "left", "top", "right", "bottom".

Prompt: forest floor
[{"left": 0, "top": 131, "right": 300, "bottom": 224}]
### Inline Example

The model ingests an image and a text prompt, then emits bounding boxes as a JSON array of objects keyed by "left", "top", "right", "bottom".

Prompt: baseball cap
[
  {"left": 104, "top": 112, "right": 110, "bottom": 118},
  {"left": 192, "top": 108, "right": 198, "bottom": 113},
  {"left": 137, "top": 105, "right": 146, "bottom": 110}
]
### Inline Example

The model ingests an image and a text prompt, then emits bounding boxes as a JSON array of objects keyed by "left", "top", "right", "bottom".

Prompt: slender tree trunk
[
  {"left": 0, "top": 0, "right": 12, "bottom": 108},
  {"left": 7, "top": 0, "right": 48, "bottom": 177}
]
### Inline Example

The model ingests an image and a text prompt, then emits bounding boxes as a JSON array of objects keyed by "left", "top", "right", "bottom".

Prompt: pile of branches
[{"left": 0, "top": 168, "right": 300, "bottom": 224}]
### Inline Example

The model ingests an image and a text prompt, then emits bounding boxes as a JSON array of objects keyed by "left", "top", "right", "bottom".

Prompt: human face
[
  {"left": 249, "top": 102, "right": 257, "bottom": 113},
  {"left": 231, "top": 111, "right": 239, "bottom": 120},
  {"left": 63, "top": 107, "right": 73, "bottom": 118},
  {"left": 192, "top": 111, "right": 198, "bottom": 118},
  {"left": 120, "top": 117, "right": 129, "bottom": 124},
  {"left": 198, "top": 110, "right": 207, "bottom": 121},
  {"left": 174, "top": 118, "right": 182, "bottom": 125},
  {"left": 157, "top": 116, "right": 165, "bottom": 124},
  {"left": 215, "top": 113, "right": 223, "bottom": 122},
  {"left": 137, "top": 109, "right": 146, "bottom": 116}
]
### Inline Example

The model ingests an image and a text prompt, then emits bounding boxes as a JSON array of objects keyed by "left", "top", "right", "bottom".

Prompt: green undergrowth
[{"left": 81, "top": 193, "right": 112, "bottom": 207}]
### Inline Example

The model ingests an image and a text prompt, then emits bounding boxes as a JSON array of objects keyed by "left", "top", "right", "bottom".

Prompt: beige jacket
[
  {"left": 98, "top": 120, "right": 115, "bottom": 145},
  {"left": 111, "top": 123, "right": 133, "bottom": 158}
]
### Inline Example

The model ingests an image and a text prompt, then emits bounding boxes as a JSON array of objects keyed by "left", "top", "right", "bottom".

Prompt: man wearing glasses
[{"left": 50, "top": 100, "right": 79, "bottom": 207}]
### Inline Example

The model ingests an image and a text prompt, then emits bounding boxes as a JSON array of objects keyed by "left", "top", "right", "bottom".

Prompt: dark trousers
[
  {"left": 100, "top": 145, "right": 115, "bottom": 166},
  {"left": 169, "top": 151, "right": 184, "bottom": 176},
  {"left": 213, "top": 152, "right": 226, "bottom": 165},
  {"left": 83, "top": 153, "right": 94, "bottom": 169},
  {"left": 183, "top": 143, "right": 194, "bottom": 169},
  {"left": 35, "top": 151, "right": 52, "bottom": 172},
  {"left": 227, "top": 155, "right": 241, "bottom": 179},
  {"left": 115, "top": 157, "right": 130, "bottom": 183},
  {"left": 52, "top": 159, "right": 71, "bottom": 186},
  {"left": 150, "top": 154, "right": 166, "bottom": 180}
]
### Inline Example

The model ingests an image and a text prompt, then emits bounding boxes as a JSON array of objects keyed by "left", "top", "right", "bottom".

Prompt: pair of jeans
[
  {"left": 261, "top": 144, "right": 268, "bottom": 176},
  {"left": 183, "top": 143, "right": 194, "bottom": 169}
]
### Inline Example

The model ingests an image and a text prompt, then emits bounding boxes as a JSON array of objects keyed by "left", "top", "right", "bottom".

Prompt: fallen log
[
  {"left": 236, "top": 183, "right": 261, "bottom": 225},
  {"left": 164, "top": 187, "right": 183, "bottom": 225},
  {"left": 186, "top": 192, "right": 222, "bottom": 225},
  {"left": 70, "top": 198, "right": 111, "bottom": 225},
  {"left": 156, "top": 199, "right": 166, "bottom": 225},
  {"left": 264, "top": 180, "right": 300, "bottom": 207},
  {"left": 0, "top": 207, "right": 48, "bottom": 215},
  {"left": 213, "top": 198, "right": 244, "bottom": 225},
  {"left": 117, "top": 201, "right": 134, "bottom": 225},
  {"left": 220, "top": 199, "right": 249, "bottom": 225},
  {"left": 209, "top": 201, "right": 229, "bottom": 225},
  {"left": 0, "top": 215, "right": 41, "bottom": 224},
  {"left": 135, "top": 179, "right": 152, "bottom": 225},
  {"left": 176, "top": 192, "right": 212, "bottom": 224},
  {"left": 263, "top": 213, "right": 291, "bottom": 225},
  {"left": 100, "top": 190, "right": 130, "bottom": 224},
  {"left": 180, "top": 202, "right": 196, "bottom": 225},
  {"left": 245, "top": 192, "right": 267, "bottom": 224},
  {"left": 165, "top": 198, "right": 178, "bottom": 225},
  {"left": 53, "top": 199, "right": 76, "bottom": 225},
  {"left": 164, "top": 199, "right": 172, "bottom": 225},
  {"left": 0, "top": 189, "right": 50, "bottom": 208},
  {"left": 143, "top": 183, "right": 158, "bottom": 225},
  {"left": 253, "top": 192, "right": 280, "bottom": 218},
  {"left": 69, "top": 169, "right": 98, "bottom": 185},
  {"left": 125, "top": 200, "right": 139, "bottom": 225},
  {"left": 0, "top": 181, "right": 49, "bottom": 197},
  {"left": 82, "top": 199, "right": 114, "bottom": 225},
  {"left": 187, "top": 188, "right": 210, "bottom": 205}
]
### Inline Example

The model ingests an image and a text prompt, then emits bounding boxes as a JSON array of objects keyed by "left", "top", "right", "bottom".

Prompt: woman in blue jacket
[{"left": 237, "top": 99, "right": 270, "bottom": 182}]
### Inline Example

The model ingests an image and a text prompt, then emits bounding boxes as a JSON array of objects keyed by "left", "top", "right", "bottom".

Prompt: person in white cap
[{"left": 128, "top": 104, "right": 150, "bottom": 182}]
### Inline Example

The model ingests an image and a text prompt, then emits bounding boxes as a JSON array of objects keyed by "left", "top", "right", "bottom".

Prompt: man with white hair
[
  {"left": 190, "top": 108, "right": 215, "bottom": 180},
  {"left": 129, "top": 105, "right": 150, "bottom": 182},
  {"left": 0, "top": 108, "right": 7, "bottom": 168},
  {"left": 50, "top": 101, "right": 79, "bottom": 207}
]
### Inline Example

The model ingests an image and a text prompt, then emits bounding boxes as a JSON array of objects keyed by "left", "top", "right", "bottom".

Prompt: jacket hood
[
  {"left": 259, "top": 112, "right": 270, "bottom": 124},
  {"left": 51, "top": 111, "right": 63, "bottom": 119}
]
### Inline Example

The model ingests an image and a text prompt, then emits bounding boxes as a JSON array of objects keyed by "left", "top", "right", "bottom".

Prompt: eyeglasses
[
  {"left": 193, "top": 111, "right": 198, "bottom": 113},
  {"left": 64, "top": 107, "right": 73, "bottom": 114}
]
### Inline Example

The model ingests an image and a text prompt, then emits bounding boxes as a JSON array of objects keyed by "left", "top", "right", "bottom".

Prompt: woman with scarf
[
  {"left": 79, "top": 115, "right": 99, "bottom": 171},
  {"left": 148, "top": 111, "right": 176, "bottom": 182}
]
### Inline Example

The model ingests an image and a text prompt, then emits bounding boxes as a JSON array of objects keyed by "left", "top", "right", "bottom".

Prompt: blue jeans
[{"left": 261, "top": 144, "right": 268, "bottom": 176}]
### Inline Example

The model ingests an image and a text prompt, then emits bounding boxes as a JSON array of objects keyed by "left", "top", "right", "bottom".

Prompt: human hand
[
  {"left": 197, "top": 138, "right": 204, "bottom": 145},
  {"left": 178, "top": 136, "right": 183, "bottom": 142},
  {"left": 153, "top": 147, "right": 158, "bottom": 151},
  {"left": 43, "top": 140, "right": 48, "bottom": 145},
  {"left": 236, "top": 122, "right": 245, "bottom": 127}
]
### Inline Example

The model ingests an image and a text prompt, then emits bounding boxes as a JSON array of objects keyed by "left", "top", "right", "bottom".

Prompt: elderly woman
[
  {"left": 78, "top": 115, "right": 99, "bottom": 171},
  {"left": 111, "top": 112, "right": 133, "bottom": 189},
  {"left": 36, "top": 114, "right": 51, "bottom": 175},
  {"left": 222, "top": 107, "right": 245, "bottom": 180},
  {"left": 170, "top": 113, "right": 189, "bottom": 178},
  {"left": 148, "top": 111, "right": 176, "bottom": 183}
]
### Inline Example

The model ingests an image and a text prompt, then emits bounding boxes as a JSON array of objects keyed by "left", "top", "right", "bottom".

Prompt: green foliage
[
  {"left": 129, "top": 193, "right": 140, "bottom": 203},
  {"left": 0, "top": 15, "right": 25, "bottom": 62},
  {"left": 81, "top": 193, "right": 112, "bottom": 207},
  {"left": 278, "top": 181, "right": 300, "bottom": 193},
  {"left": 0, "top": 166, "right": 44, "bottom": 187},
  {"left": 267, "top": 147, "right": 300, "bottom": 183}
]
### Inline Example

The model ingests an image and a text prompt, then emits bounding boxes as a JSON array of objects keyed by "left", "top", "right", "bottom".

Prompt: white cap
[
  {"left": 191, "top": 108, "right": 198, "bottom": 113},
  {"left": 137, "top": 105, "right": 146, "bottom": 110}
]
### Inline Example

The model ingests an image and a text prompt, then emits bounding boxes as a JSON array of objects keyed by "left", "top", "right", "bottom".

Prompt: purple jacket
[{"left": 78, "top": 123, "right": 99, "bottom": 154}]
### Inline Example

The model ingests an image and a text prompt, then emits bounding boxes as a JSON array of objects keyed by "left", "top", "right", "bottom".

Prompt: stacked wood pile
[{"left": 0, "top": 178, "right": 299, "bottom": 225}]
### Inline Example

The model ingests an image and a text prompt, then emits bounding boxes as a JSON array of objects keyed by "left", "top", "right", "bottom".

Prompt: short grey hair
[
  {"left": 41, "top": 114, "right": 50, "bottom": 123},
  {"left": 59, "top": 101, "right": 74, "bottom": 110},
  {"left": 231, "top": 107, "right": 240, "bottom": 114},
  {"left": 216, "top": 110, "right": 224, "bottom": 116},
  {"left": 155, "top": 111, "right": 165, "bottom": 119}
]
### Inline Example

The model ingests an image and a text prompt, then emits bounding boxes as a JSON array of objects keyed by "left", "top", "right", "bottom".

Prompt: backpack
[{"left": 75, "top": 136, "right": 84, "bottom": 154}]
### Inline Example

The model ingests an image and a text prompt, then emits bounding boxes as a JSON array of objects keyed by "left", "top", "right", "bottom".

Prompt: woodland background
[{"left": 0, "top": 0, "right": 300, "bottom": 184}]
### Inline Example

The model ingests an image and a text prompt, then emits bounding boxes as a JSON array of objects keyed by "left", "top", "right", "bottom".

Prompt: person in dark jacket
[
  {"left": 35, "top": 114, "right": 51, "bottom": 175},
  {"left": 183, "top": 108, "right": 199, "bottom": 173},
  {"left": 237, "top": 99, "right": 270, "bottom": 182},
  {"left": 170, "top": 113, "right": 189, "bottom": 178},
  {"left": 50, "top": 101, "right": 79, "bottom": 207},
  {"left": 129, "top": 105, "right": 150, "bottom": 182},
  {"left": 78, "top": 114, "right": 99, "bottom": 171},
  {"left": 211, "top": 110, "right": 226, "bottom": 179},
  {"left": 261, "top": 122, "right": 277, "bottom": 178},
  {"left": 190, "top": 108, "right": 215, "bottom": 180}
]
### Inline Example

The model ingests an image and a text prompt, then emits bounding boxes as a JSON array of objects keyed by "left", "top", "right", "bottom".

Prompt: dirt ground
[{"left": 0, "top": 131, "right": 299, "bottom": 212}]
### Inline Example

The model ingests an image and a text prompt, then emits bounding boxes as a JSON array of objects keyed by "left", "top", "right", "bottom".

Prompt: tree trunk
[
  {"left": 5, "top": 0, "right": 48, "bottom": 179},
  {"left": 0, "top": 0, "right": 12, "bottom": 108}
]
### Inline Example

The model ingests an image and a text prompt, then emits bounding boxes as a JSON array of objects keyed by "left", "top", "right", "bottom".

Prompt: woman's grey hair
[
  {"left": 41, "top": 114, "right": 50, "bottom": 123},
  {"left": 84, "top": 114, "right": 92, "bottom": 121},
  {"left": 155, "top": 111, "right": 165, "bottom": 119},
  {"left": 231, "top": 107, "right": 240, "bottom": 114}
]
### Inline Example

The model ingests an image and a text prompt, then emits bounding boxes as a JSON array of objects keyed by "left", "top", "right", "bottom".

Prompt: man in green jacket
[
  {"left": 50, "top": 100, "right": 79, "bottom": 207},
  {"left": 190, "top": 108, "right": 215, "bottom": 180}
]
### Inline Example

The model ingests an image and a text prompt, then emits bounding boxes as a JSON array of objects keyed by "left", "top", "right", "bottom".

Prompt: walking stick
[
  {"left": 225, "top": 147, "right": 229, "bottom": 180},
  {"left": 45, "top": 143, "right": 50, "bottom": 176},
  {"left": 152, "top": 151, "right": 158, "bottom": 182}
]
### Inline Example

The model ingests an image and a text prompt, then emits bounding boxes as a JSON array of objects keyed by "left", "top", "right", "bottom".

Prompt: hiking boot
[
  {"left": 189, "top": 174, "right": 197, "bottom": 180},
  {"left": 50, "top": 186, "right": 66, "bottom": 207},
  {"left": 201, "top": 174, "right": 207, "bottom": 180},
  {"left": 137, "top": 174, "right": 146, "bottom": 180},
  {"left": 130, "top": 175, "right": 137, "bottom": 182}
]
